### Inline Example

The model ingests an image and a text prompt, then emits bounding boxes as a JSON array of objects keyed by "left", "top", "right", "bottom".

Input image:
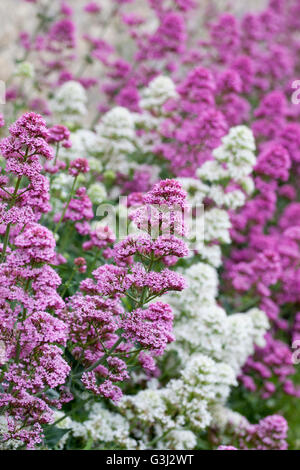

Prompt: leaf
[
  {"left": 43, "top": 426, "right": 71, "bottom": 449},
  {"left": 83, "top": 436, "right": 94, "bottom": 450}
]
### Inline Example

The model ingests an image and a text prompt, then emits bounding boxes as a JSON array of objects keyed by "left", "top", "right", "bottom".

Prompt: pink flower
[
  {"left": 84, "top": 2, "right": 101, "bottom": 13},
  {"left": 68, "top": 158, "right": 90, "bottom": 177}
]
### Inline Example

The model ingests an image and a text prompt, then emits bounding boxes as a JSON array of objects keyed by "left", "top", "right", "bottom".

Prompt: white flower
[
  {"left": 95, "top": 106, "right": 137, "bottom": 173},
  {"left": 0, "top": 340, "right": 6, "bottom": 365},
  {"left": 140, "top": 76, "right": 177, "bottom": 110},
  {"left": 222, "top": 309, "right": 268, "bottom": 374},
  {"left": 57, "top": 403, "right": 137, "bottom": 449},
  {"left": 59, "top": 129, "right": 100, "bottom": 162},
  {"left": 223, "top": 189, "right": 246, "bottom": 209},
  {"left": 213, "top": 125, "right": 256, "bottom": 180},
  {"left": 15, "top": 61, "right": 35, "bottom": 78},
  {"left": 52, "top": 81, "right": 87, "bottom": 125},
  {"left": 177, "top": 177, "right": 209, "bottom": 206},
  {"left": 96, "top": 106, "right": 136, "bottom": 141},
  {"left": 172, "top": 304, "right": 227, "bottom": 362},
  {"left": 208, "top": 185, "right": 245, "bottom": 210},
  {"left": 197, "top": 161, "right": 229, "bottom": 182},
  {"left": 197, "top": 126, "right": 257, "bottom": 204},
  {"left": 52, "top": 173, "right": 74, "bottom": 199},
  {"left": 88, "top": 157, "right": 103, "bottom": 173},
  {"left": 215, "top": 125, "right": 256, "bottom": 156},
  {"left": 164, "top": 354, "right": 237, "bottom": 431},
  {"left": 87, "top": 183, "right": 107, "bottom": 205},
  {"left": 164, "top": 262, "right": 218, "bottom": 317},
  {"left": 82, "top": 403, "right": 132, "bottom": 445},
  {"left": 247, "top": 308, "right": 269, "bottom": 348},
  {"left": 163, "top": 430, "right": 197, "bottom": 450},
  {"left": 135, "top": 112, "right": 162, "bottom": 130},
  {"left": 121, "top": 389, "right": 173, "bottom": 429},
  {"left": 210, "top": 405, "right": 249, "bottom": 432},
  {"left": 197, "top": 244, "right": 222, "bottom": 267},
  {"left": 204, "top": 208, "right": 231, "bottom": 244}
]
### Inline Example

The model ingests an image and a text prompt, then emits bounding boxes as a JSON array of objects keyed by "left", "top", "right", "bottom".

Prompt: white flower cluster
[
  {"left": 51, "top": 81, "right": 87, "bottom": 126},
  {"left": 140, "top": 76, "right": 177, "bottom": 111},
  {"left": 0, "top": 416, "right": 21, "bottom": 450},
  {"left": 55, "top": 404, "right": 136, "bottom": 450},
  {"left": 164, "top": 354, "right": 237, "bottom": 429},
  {"left": 165, "top": 263, "right": 269, "bottom": 370},
  {"left": 136, "top": 75, "right": 178, "bottom": 155},
  {"left": 53, "top": 76, "right": 178, "bottom": 178},
  {"left": 51, "top": 173, "right": 74, "bottom": 198},
  {"left": 177, "top": 177, "right": 209, "bottom": 207},
  {"left": 117, "top": 353, "right": 236, "bottom": 448},
  {"left": 213, "top": 125, "right": 257, "bottom": 182},
  {"left": 223, "top": 308, "right": 269, "bottom": 374},
  {"left": 93, "top": 76, "right": 177, "bottom": 174},
  {"left": 210, "top": 404, "right": 249, "bottom": 432},
  {"left": 144, "top": 262, "right": 268, "bottom": 448},
  {"left": 178, "top": 126, "right": 257, "bottom": 264},
  {"left": 87, "top": 182, "right": 107, "bottom": 205},
  {"left": 161, "top": 430, "right": 197, "bottom": 450},
  {"left": 59, "top": 129, "right": 101, "bottom": 164},
  {"left": 95, "top": 106, "right": 137, "bottom": 174},
  {"left": 204, "top": 208, "right": 231, "bottom": 244},
  {"left": 15, "top": 61, "right": 35, "bottom": 79},
  {"left": 195, "top": 125, "right": 256, "bottom": 213},
  {"left": 198, "top": 125, "right": 256, "bottom": 192}
]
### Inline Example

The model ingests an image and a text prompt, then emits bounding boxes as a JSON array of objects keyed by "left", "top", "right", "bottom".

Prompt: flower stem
[
  {"left": 86, "top": 247, "right": 102, "bottom": 277},
  {"left": 61, "top": 267, "right": 76, "bottom": 298},
  {"left": 54, "top": 176, "right": 77, "bottom": 234},
  {"left": 74, "top": 337, "right": 124, "bottom": 378}
]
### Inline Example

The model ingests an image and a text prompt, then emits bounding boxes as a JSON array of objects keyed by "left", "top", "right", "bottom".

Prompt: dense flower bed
[{"left": 0, "top": 0, "right": 299, "bottom": 450}]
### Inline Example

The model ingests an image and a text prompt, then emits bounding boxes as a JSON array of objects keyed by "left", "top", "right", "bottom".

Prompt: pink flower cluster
[
  {"left": 64, "top": 180, "right": 188, "bottom": 403},
  {"left": 219, "top": 414, "right": 288, "bottom": 451},
  {"left": 195, "top": 0, "right": 300, "bottom": 401},
  {"left": 0, "top": 113, "right": 70, "bottom": 448},
  {"left": 5, "top": 0, "right": 300, "bottom": 450}
]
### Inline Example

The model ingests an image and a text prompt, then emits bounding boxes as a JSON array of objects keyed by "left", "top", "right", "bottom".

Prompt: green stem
[
  {"left": 90, "top": 111, "right": 101, "bottom": 130},
  {"left": 148, "top": 427, "right": 176, "bottom": 448},
  {"left": 52, "top": 396, "right": 93, "bottom": 427},
  {"left": 59, "top": 222, "right": 74, "bottom": 253},
  {"left": 74, "top": 337, "right": 124, "bottom": 379},
  {"left": 61, "top": 267, "right": 76, "bottom": 298},
  {"left": 54, "top": 142, "right": 60, "bottom": 165},
  {"left": 86, "top": 247, "right": 102, "bottom": 277},
  {"left": 15, "top": 277, "right": 32, "bottom": 363},
  {"left": 54, "top": 176, "right": 77, "bottom": 234}
]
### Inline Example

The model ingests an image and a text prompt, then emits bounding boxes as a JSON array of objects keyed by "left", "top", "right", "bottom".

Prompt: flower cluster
[
  {"left": 2, "top": 0, "right": 300, "bottom": 452},
  {"left": 0, "top": 113, "right": 70, "bottom": 449},
  {"left": 62, "top": 180, "right": 188, "bottom": 404}
]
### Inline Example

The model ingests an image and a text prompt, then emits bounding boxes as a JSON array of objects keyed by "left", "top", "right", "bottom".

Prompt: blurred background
[{"left": 0, "top": 0, "right": 268, "bottom": 79}]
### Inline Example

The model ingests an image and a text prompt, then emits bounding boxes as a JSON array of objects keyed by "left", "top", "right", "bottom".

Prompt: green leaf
[
  {"left": 83, "top": 436, "right": 94, "bottom": 450},
  {"left": 43, "top": 426, "right": 71, "bottom": 449}
]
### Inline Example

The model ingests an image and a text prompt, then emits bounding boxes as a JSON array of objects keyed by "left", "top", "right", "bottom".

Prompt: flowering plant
[{"left": 0, "top": 0, "right": 299, "bottom": 450}]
